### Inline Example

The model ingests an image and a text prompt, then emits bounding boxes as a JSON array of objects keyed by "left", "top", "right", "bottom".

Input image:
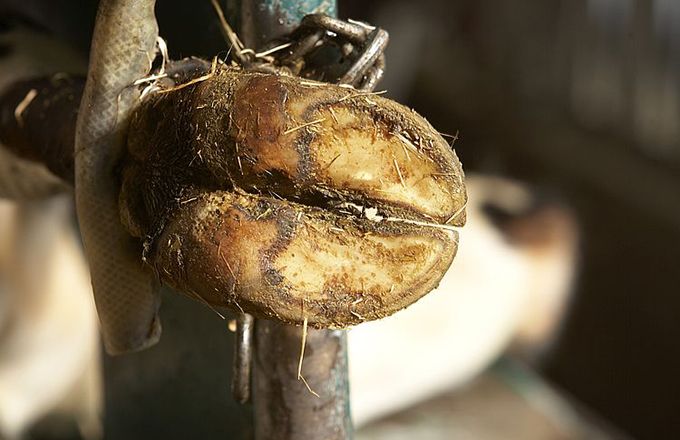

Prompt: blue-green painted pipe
[
  {"left": 231, "top": 0, "right": 337, "bottom": 48},
  {"left": 260, "top": 0, "right": 337, "bottom": 24}
]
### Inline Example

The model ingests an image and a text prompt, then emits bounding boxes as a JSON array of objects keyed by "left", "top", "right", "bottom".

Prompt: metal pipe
[
  {"left": 231, "top": 313, "right": 255, "bottom": 404},
  {"left": 232, "top": 0, "right": 337, "bottom": 49},
  {"left": 232, "top": 1, "right": 353, "bottom": 439},
  {"left": 252, "top": 321, "right": 351, "bottom": 440}
]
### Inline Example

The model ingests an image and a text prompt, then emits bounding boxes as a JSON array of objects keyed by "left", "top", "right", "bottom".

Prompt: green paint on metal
[{"left": 262, "top": 0, "right": 337, "bottom": 24}]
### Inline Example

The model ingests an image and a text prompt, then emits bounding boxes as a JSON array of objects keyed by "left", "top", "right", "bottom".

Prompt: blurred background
[{"left": 0, "top": 0, "right": 676, "bottom": 439}]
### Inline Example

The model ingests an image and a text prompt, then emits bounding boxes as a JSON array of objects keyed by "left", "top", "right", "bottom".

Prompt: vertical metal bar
[
  {"left": 231, "top": 313, "right": 255, "bottom": 403},
  {"left": 232, "top": 2, "right": 352, "bottom": 438},
  {"left": 253, "top": 322, "right": 351, "bottom": 440}
]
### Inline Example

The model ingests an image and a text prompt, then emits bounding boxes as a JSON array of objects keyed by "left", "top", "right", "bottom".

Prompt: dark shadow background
[{"left": 1, "top": 0, "right": 676, "bottom": 438}]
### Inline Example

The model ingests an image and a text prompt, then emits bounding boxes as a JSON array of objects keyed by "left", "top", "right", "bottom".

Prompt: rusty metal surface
[{"left": 253, "top": 320, "right": 352, "bottom": 440}]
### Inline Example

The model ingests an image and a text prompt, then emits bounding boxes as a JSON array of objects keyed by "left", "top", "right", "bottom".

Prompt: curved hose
[{"left": 75, "top": 0, "right": 161, "bottom": 354}]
